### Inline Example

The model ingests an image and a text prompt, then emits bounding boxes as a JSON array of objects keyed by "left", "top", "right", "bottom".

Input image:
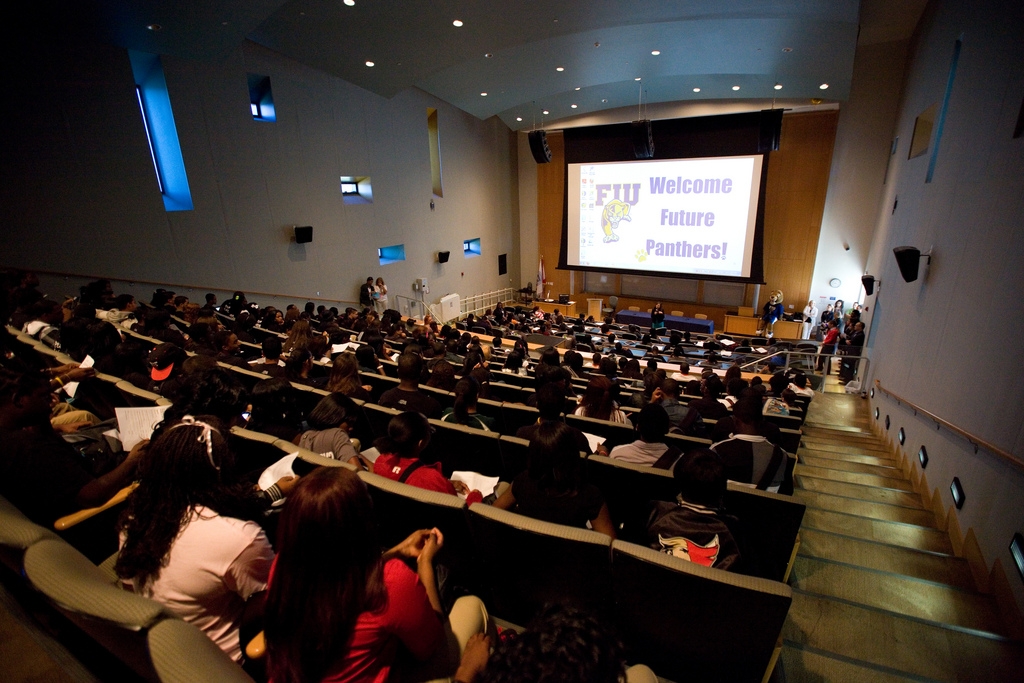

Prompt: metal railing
[
  {"left": 739, "top": 349, "right": 869, "bottom": 393},
  {"left": 874, "top": 380, "right": 1023, "bottom": 474},
  {"left": 460, "top": 288, "right": 516, "bottom": 317},
  {"left": 393, "top": 295, "right": 434, "bottom": 320}
]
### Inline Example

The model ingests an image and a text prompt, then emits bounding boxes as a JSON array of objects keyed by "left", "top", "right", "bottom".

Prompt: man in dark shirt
[
  {"left": 0, "top": 372, "right": 144, "bottom": 527},
  {"left": 711, "top": 398, "right": 787, "bottom": 492},
  {"left": 359, "top": 277, "right": 375, "bottom": 308},
  {"left": 252, "top": 336, "right": 288, "bottom": 378},
  {"left": 379, "top": 353, "right": 441, "bottom": 418},
  {"left": 213, "top": 330, "right": 249, "bottom": 368},
  {"left": 839, "top": 321, "right": 866, "bottom": 383}
]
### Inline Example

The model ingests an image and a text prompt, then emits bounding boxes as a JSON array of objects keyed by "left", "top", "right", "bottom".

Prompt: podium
[
  {"left": 587, "top": 298, "right": 603, "bottom": 320},
  {"left": 439, "top": 293, "right": 460, "bottom": 323}
]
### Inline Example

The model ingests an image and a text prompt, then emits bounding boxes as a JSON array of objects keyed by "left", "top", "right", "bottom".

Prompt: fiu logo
[{"left": 596, "top": 183, "right": 640, "bottom": 243}]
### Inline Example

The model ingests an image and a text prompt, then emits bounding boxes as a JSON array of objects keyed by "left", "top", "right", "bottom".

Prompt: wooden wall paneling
[{"left": 536, "top": 132, "right": 569, "bottom": 301}]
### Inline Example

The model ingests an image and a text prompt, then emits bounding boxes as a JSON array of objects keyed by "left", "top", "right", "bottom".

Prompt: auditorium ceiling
[{"left": 67, "top": 0, "right": 927, "bottom": 131}]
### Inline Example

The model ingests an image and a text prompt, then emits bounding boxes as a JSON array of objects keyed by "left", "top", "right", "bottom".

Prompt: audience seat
[
  {"left": 487, "top": 381, "right": 531, "bottom": 403},
  {"left": 0, "top": 494, "right": 58, "bottom": 574},
  {"left": 610, "top": 540, "right": 791, "bottom": 683},
  {"left": 361, "top": 402, "right": 401, "bottom": 440},
  {"left": 474, "top": 397, "right": 503, "bottom": 426},
  {"left": 357, "top": 471, "right": 478, "bottom": 590},
  {"left": 723, "top": 481, "right": 805, "bottom": 582},
  {"left": 225, "top": 365, "right": 270, "bottom": 391},
  {"left": 419, "top": 384, "right": 455, "bottom": 410},
  {"left": 565, "top": 414, "right": 635, "bottom": 449},
  {"left": 424, "top": 419, "right": 502, "bottom": 477},
  {"left": 500, "top": 402, "right": 540, "bottom": 435},
  {"left": 115, "top": 380, "right": 166, "bottom": 408},
  {"left": 584, "top": 455, "right": 678, "bottom": 543},
  {"left": 358, "top": 371, "right": 400, "bottom": 402},
  {"left": 467, "top": 504, "right": 613, "bottom": 626},
  {"left": 497, "top": 435, "right": 531, "bottom": 483},
  {"left": 72, "top": 374, "right": 131, "bottom": 421}
]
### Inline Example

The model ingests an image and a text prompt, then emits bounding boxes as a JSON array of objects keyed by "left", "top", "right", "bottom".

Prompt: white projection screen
[{"left": 566, "top": 155, "right": 764, "bottom": 279}]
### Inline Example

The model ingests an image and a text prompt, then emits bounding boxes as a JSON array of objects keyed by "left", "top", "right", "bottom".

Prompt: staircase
[{"left": 778, "top": 393, "right": 1024, "bottom": 682}]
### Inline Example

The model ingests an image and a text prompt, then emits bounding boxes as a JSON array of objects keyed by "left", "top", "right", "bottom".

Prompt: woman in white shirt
[
  {"left": 574, "top": 375, "right": 628, "bottom": 424},
  {"left": 374, "top": 277, "right": 388, "bottom": 314},
  {"left": 801, "top": 300, "right": 819, "bottom": 340}
]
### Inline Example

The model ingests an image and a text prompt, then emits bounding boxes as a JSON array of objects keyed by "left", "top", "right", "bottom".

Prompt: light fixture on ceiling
[
  {"left": 343, "top": 0, "right": 355, "bottom": 5},
  {"left": 452, "top": 19, "right": 463, "bottom": 27},
  {"left": 651, "top": 50, "right": 660, "bottom": 55},
  {"left": 516, "top": 117, "right": 522, "bottom": 121},
  {"left": 774, "top": 83, "right": 783, "bottom": 90},
  {"left": 365, "top": 61, "right": 374, "bottom": 67},
  {"left": 480, "top": 92, "right": 487, "bottom": 96},
  {"left": 571, "top": 104, "right": 577, "bottom": 108},
  {"left": 692, "top": 87, "right": 700, "bottom": 92},
  {"left": 732, "top": 85, "right": 740, "bottom": 91},
  {"left": 782, "top": 47, "right": 793, "bottom": 52},
  {"left": 635, "top": 77, "right": 642, "bottom": 81},
  {"left": 542, "top": 109, "right": 549, "bottom": 115},
  {"left": 819, "top": 83, "right": 829, "bottom": 89},
  {"left": 594, "top": 42, "right": 600, "bottom": 47},
  {"left": 556, "top": 67, "right": 564, "bottom": 72},
  {"left": 484, "top": 53, "right": 493, "bottom": 58},
  {"left": 575, "top": 87, "right": 581, "bottom": 91},
  {"left": 146, "top": 24, "right": 162, "bottom": 31},
  {"left": 601, "top": 98, "right": 607, "bottom": 103}
]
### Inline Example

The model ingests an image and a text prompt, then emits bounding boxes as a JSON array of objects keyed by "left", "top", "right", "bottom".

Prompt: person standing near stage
[
  {"left": 359, "top": 277, "right": 375, "bottom": 310},
  {"left": 801, "top": 300, "right": 819, "bottom": 340},
  {"left": 374, "top": 277, "right": 388, "bottom": 314},
  {"left": 651, "top": 302, "right": 666, "bottom": 332}
]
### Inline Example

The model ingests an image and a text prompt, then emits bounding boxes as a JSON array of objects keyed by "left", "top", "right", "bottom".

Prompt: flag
[{"left": 536, "top": 256, "right": 546, "bottom": 299}]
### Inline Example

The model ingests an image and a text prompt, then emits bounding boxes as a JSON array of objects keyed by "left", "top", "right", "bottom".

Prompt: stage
[{"left": 615, "top": 310, "right": 714, "bottom": 334}]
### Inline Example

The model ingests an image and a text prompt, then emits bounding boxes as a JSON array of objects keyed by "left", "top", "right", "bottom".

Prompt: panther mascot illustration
[{"left": 601, "top": 199, "right": 631, "bottom": 243}]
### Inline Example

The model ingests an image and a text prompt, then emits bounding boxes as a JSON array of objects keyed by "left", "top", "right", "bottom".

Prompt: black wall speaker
[
  {"left": 528, "top": 130, "right": 552, "bottom": 163},
  {"left": 758, "top": 108, "right": 784, "bottom": 152},
  {"left": 294, "top": 226, "right": 313, "bottom": 244},
  {"left": 893, "top": 246, "right": 922, "bottom": 282},
  {"left": 631, "top": 120, "right": 654, "bottom": 159},
  {"left": 861, "top": 275, "right": 876, "bottom": 295},
  {"left": 438, "top": 250, "right": 450, "bottom": 264}
]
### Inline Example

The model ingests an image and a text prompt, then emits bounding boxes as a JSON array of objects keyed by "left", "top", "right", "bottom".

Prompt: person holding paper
[
  {"left": 373, "top": 412, "right": 483, "bottom": 504},
  {"left": 0, "top": 370, "right": 146, "bottom": 527}
]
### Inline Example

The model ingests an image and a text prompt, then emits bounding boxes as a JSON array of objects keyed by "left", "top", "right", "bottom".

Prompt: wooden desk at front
[
  {"left": 723, "top": 315, "right": 802, "bottom": 339},
  {"left": 533, "top": 300, "right": 576, "bottom": 316}
]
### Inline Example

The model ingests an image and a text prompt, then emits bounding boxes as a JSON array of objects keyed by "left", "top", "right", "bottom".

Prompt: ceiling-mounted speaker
[
  {"left": 861, "top": 275, "right": 876, "bottom": 296},
  {"left": 528, "top": 130, "right": 552, "bottom": 164},
  {"left": 893, "top": 246, "right": 928, "bottom": 283},
  {"left": 631, "top": 119, "right": 654, "bottom": 159},
  {"left": 294, "top": 226, "right": 313, "bottom": 244},
  {"left": 438, "top": 250, "right": 450, "bottom": 264},
  {"left": 758, "top": 108, "right": 784, "bottom": 152}
]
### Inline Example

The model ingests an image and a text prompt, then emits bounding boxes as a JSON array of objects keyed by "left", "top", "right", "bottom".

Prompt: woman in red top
[
  {"left": 373, "top": 412, "right": 483, "bottom": 504},
  {"left": 817, "top": 319, "right": 840, "bottom": 374},
  {"left": 265, "top": 467, "right": 490, "bottom": 683}
]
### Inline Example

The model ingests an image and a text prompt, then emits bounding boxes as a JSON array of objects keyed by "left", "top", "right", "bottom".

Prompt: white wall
[
  {"left": 863, "top": 0, "right": 1024, "bottom": 611},
  {"left": 1, "top": 39, "right": 518, "bottom": 311},
  {"left": 810, "top": 39, "right": 910, "bottom": 314}
]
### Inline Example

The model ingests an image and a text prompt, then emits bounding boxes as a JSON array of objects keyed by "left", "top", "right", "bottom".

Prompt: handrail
[
  {"left": 12, "top": 266, "right": 362, "bottom": 308},
  {"left": 874, "top": 379, "right": 1023, "bottom": 474}
]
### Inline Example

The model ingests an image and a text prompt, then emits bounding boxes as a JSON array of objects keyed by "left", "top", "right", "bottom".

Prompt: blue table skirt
[{"left": 615, "top": 310, "right": 714, "bottom": 334}]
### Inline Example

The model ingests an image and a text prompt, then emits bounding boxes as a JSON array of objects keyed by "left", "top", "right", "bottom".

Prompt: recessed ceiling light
[
  {"left": 146, "top": 24, "right": 162, "bottom": 31},
  {"left": 484, "top": 53, "right": 493, "bottom": 58},
  {"left": 452, "top": 19, "right": 463, "bottom": 27},
  {"left": 601, "top": 98, "right": 607, "bottom": 103},
  {"left": 343, "top": 0, "right": 355, "bottom": 5},
  {"left": 692, "top": 87, "right": 701, "bottom": 92},
  {"left": 516, "top": 117, "right": 522, "bottom": 121},
  {"left": 782, "top": 47, "right": 793, "bottom": 52},
  {"left": 774, "top": 83, "right": 783, "bottom": 90},
  {"left": 571, "top": 104, "right": 578, "bottom": 108},
  {"left": 574, "top": 87, "right": 581, "bottom": 91},
  {"left": 594, "top": 42, "right": 600, "bottom": 47},
  {"left": 820, "top": 83, "right": 829, "bottom": 89},
  {"left": 480, "top": 92, "right": 487, "bottom": 96},
  {"left": 732, "top": 85, "right": 740, "bottom": 90},
  {"left": 365, "top": 61, "right": 375, "bottom": 67},
  {"left": 651, "top": 50, "right": 660, "bottom": 55},
  {"left": 635, "top": 77, "right": 642, "bottom": 81},
  {"left": 556, "top": 67, "right": 565, "bottom": 72},
  {"left": 542, "top": 109, "right": 549, "bottom": 115}
]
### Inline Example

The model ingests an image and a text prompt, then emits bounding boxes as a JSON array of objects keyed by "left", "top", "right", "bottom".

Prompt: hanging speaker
[
  {"left": 861, "top": 275, "right": 876, "bottom": 296},
  {"left": 438, "top": 251, "right": 450, "bottom": 264},
  {"left": 893, "top": 246, "right": 922, "bottom": 282},
  {"left": 631, "top": 120, "right": 654, "bottom": 159},
  {"left": 294, "top": 226, "right": 313, "bottom": 244},
  {"left": 528, "top": 130, "right": 552, "bottom": 164}
]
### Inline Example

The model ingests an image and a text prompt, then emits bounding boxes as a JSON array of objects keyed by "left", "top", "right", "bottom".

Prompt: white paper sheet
[
  {"left": 115, "top": 405, "right": 169, "bottom": 451},
  {"left": 258, "top": 454, "right": 298, "bottom": 506},
  {"left": 62, "top": 355, "right": 94, "bottom": 398},
  {"left": 582, "top": 431, "right": 605, "bottom": 452},
  {"left": 450, "top": 471, "right": 500, "bottom": 499}
]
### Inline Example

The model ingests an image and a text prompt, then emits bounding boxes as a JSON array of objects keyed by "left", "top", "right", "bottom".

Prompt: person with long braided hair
[{"left": 115, "top": 415, "right": 276, "bottom": 662}]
